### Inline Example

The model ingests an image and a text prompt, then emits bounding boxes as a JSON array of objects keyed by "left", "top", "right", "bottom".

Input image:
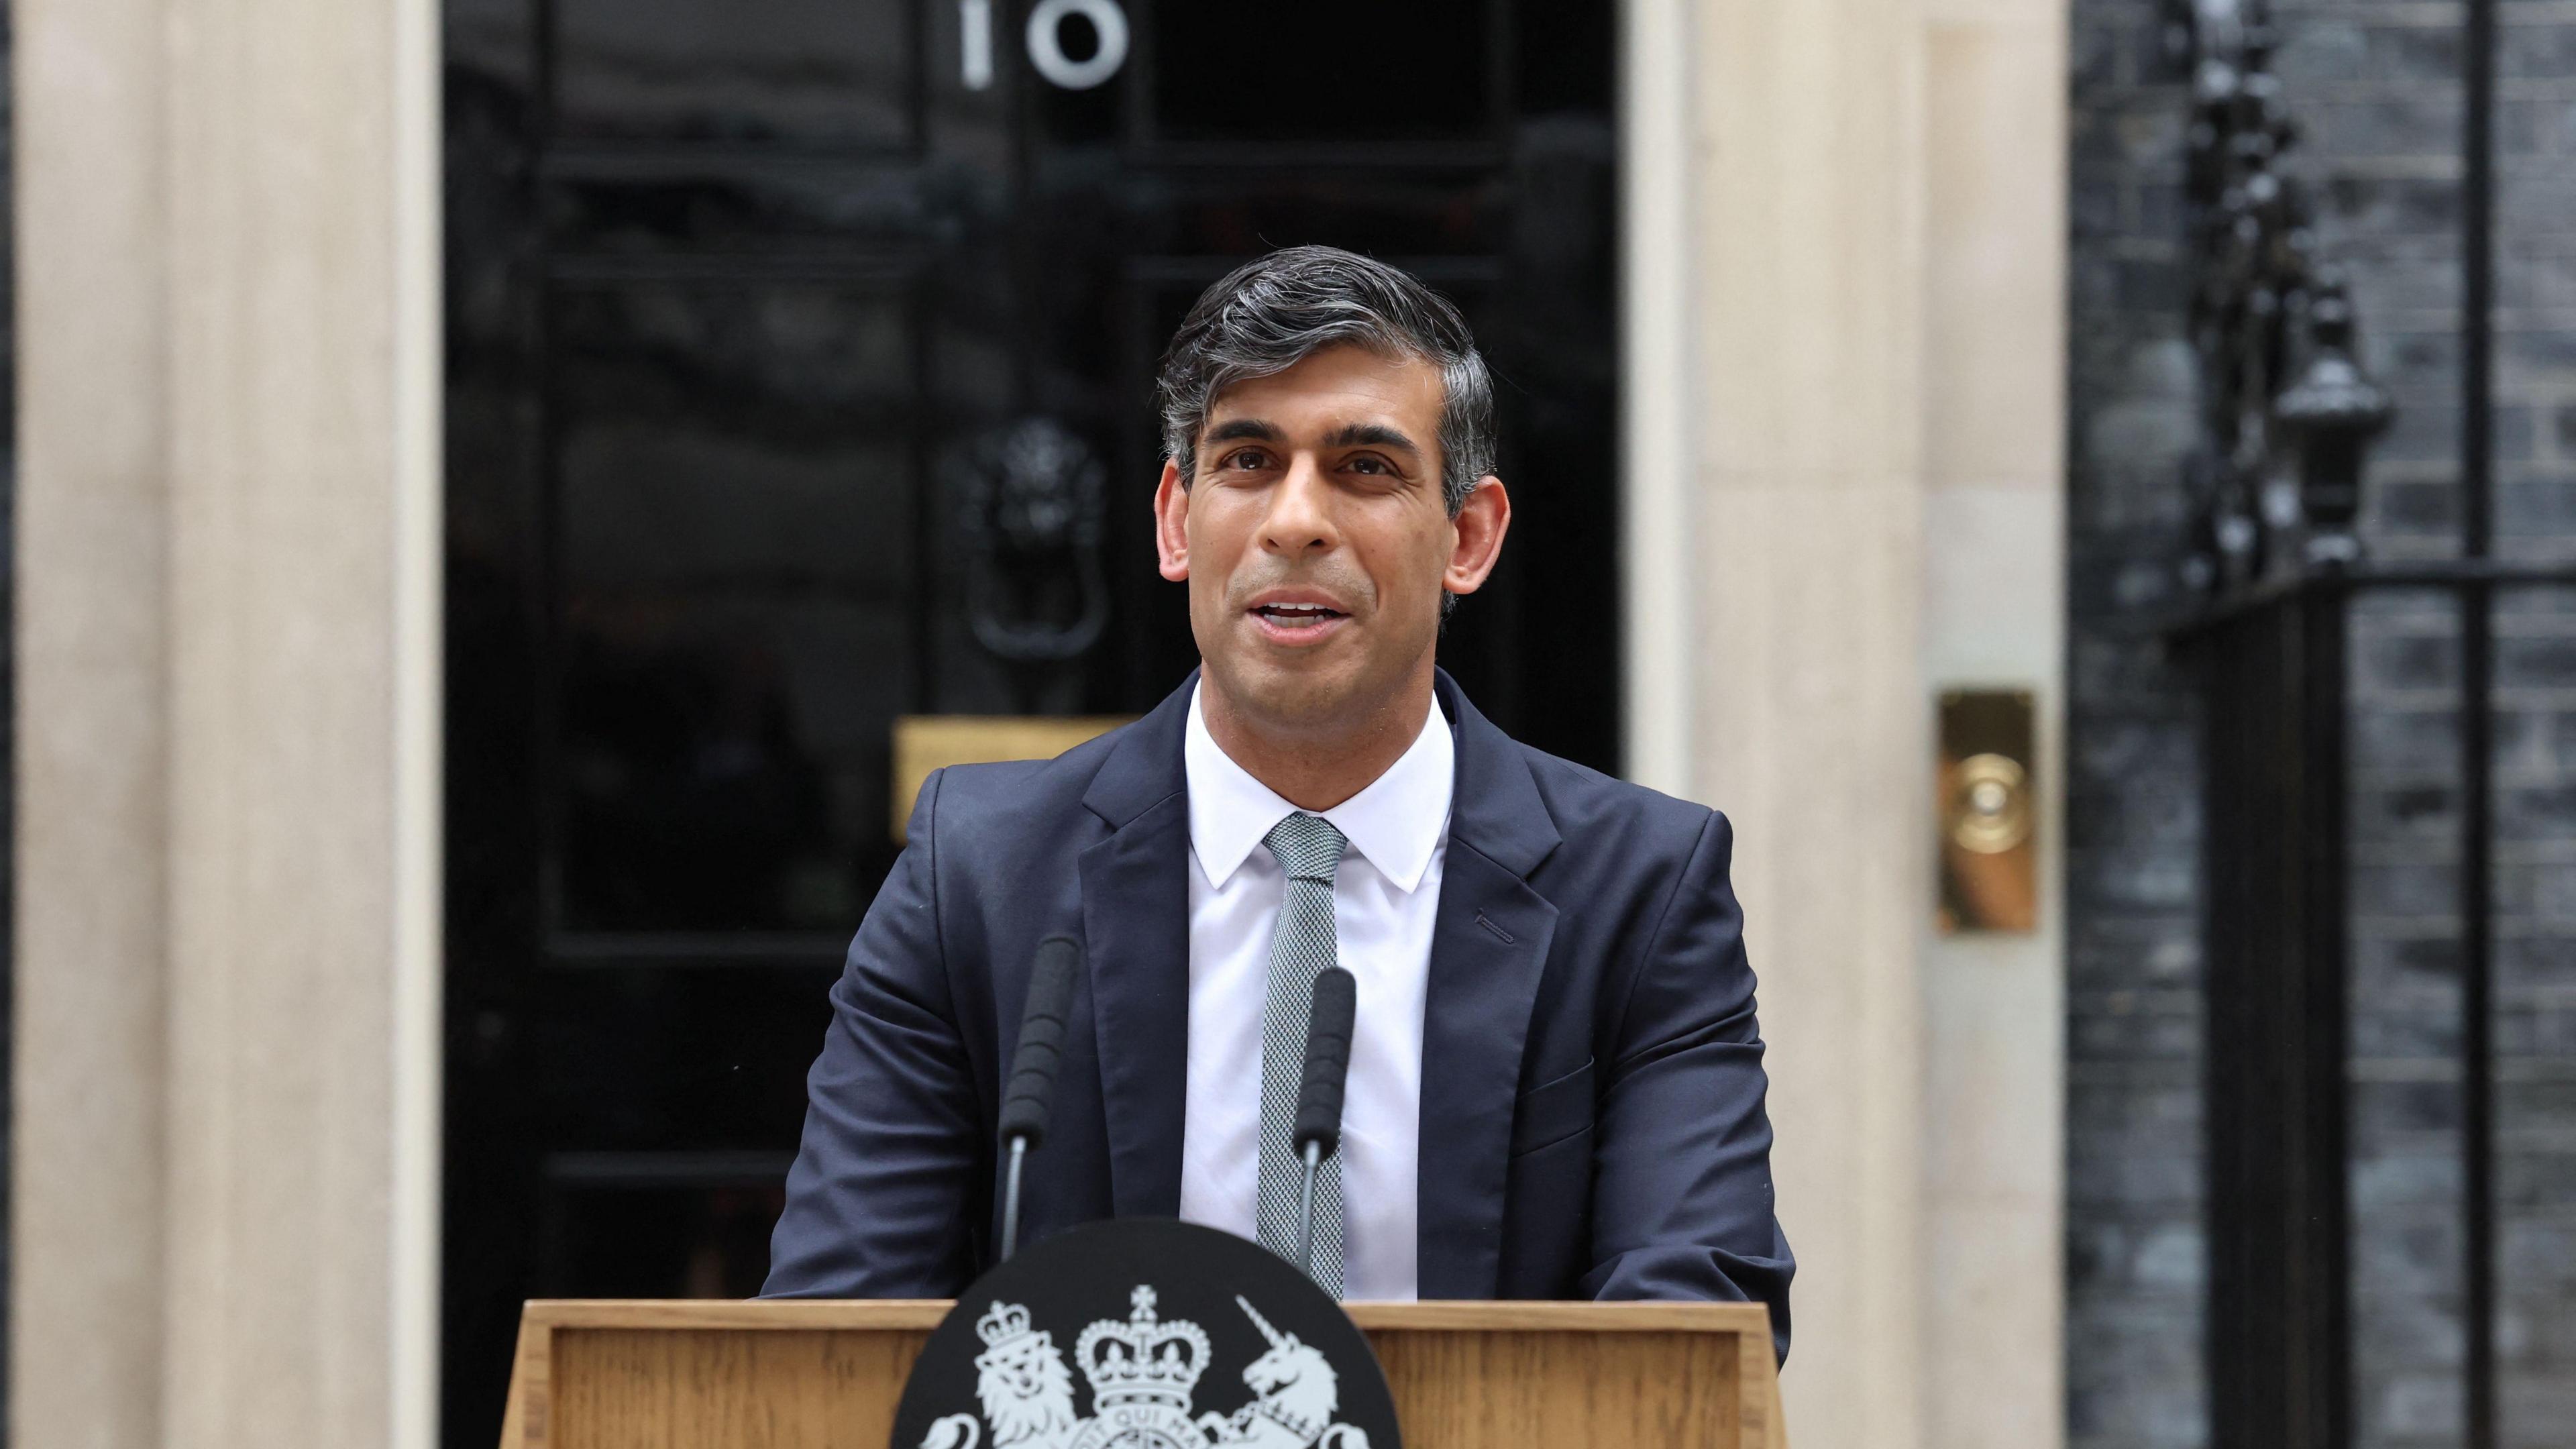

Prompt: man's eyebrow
[
  {"left": 1324, "top": 422, "right": 1423, "bottom": 458},
  {"left": 1203, "top": 418, "right": 1284, "bottom": 445}
]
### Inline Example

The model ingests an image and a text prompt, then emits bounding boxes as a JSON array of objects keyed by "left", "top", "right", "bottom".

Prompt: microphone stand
[
  {"left": 1295, "top": 1140, "right": 1324, "bottom": 1278},
  {"left": 1002, "top": 1136, "right": 1031, "bottom": 1263}
]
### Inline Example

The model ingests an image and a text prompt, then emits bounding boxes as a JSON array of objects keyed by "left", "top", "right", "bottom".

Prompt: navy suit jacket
[{"left": 764, "top": 671, "right": 1793, "bottom": 1356}]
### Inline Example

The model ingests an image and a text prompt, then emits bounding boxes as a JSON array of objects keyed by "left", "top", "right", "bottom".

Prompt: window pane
[
  {"left": 1147, "top": 0, "right": 1493, "bottom": 146},
  {"left": 550, "top": 282, "right": 916, "bottom": 933},
  {"left": 553, "top": 0, "right": 912, "bottom": 146}
]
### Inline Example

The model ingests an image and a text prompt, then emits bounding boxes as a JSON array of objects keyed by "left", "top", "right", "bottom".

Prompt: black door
[{"left": 441, "top": 0, "right": 1619, "bottom": 1439}]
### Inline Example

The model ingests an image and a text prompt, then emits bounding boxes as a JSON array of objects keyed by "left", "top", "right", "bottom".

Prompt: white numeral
[
  {"left": 1024, "top": 0, "right": 1130, "bottom": 91},
  {"left": 961, "top": 0, "right": 994, "bottom": 90}
]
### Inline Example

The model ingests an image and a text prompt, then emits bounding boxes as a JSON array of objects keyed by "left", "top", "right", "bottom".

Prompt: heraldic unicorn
[{"left": 918, "top": 1286, "right": 1374, "bottom": 1449}]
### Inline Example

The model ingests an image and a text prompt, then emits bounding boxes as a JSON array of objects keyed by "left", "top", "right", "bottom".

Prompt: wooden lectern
[{"left": 498, "top": 1299, "right": 1786, "bottom": 1448}]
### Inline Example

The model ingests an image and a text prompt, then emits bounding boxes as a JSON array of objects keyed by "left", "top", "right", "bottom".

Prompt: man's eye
[
  {"left": 1221, "top": 448, "right": 1267, "bottom": 470},
  {"left": 1346, "top": 455, "right": 1391, "bottom": 476}
]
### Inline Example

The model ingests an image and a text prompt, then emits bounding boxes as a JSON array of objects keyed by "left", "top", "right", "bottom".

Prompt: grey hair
[{"left": 1155, "top": 246, "right": 1497, "bottom": 515}]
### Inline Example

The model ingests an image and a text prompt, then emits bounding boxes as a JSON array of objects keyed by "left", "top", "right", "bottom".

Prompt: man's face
[{"left": 1153, "top": 343, "right": 1508, "bottom": 738}]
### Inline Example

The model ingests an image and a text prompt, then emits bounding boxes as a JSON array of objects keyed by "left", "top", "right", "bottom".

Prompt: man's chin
[{"left": 1208, "top": 657, "right": 1367, "bottom": 734}]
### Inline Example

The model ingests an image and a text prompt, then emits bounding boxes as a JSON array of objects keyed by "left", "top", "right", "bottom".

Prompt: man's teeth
[{"left": 1256, "top": 604, "right": 1341, "bottom": 623}]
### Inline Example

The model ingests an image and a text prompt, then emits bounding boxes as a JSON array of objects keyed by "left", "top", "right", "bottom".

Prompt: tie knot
[{"left": 1265, "top": 812, "right": 1347, "bottom": 882}]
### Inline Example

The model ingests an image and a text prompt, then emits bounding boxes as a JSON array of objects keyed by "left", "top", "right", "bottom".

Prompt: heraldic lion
[{"left": 934, "top": 1301, "right": 1081, "bottom": 1449}]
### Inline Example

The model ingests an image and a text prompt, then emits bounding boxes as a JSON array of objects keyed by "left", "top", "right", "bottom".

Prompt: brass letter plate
[
  {"left": 890, "top": 715, "right": 1135, "bottom": 843},
  {"left": 1937, "top": 688, "right": 2037, "bottom": 934}
]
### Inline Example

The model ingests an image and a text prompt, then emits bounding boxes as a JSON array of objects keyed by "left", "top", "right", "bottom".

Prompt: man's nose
[{"left": 1260, "top": 455, "right": 1339, "bottom": 554}]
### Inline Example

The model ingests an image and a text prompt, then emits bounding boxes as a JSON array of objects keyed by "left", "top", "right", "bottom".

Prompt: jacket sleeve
[
  {"left": 763, "top": 768, "right": 983, "bottom": 1297},
  {"left": 1577, "top": 810, "right": 1796, "bottom": 1362}
]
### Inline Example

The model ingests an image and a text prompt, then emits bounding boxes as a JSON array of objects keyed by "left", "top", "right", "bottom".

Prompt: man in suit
[{"left": 764, "top": 246, "right": 1792, "bottom": 1354}]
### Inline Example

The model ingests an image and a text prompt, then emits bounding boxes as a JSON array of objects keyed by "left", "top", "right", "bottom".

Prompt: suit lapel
[
  {"left": 1415, "top": 673, "right": 1563, "bottom": 1299},
  {"left": 1417, "top": 845, "right": 1558, "bottom": 1297},
  {"left": 1079, "top": 677, "right": 1196, "bottom": 1218}
]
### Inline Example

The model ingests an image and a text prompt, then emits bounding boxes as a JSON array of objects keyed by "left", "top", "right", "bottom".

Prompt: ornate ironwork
[
  {"left": 2168, "top": 0, "right": 2393, "bottom": 592},
  {"left": 2161, "top": 9, "right": 2576, "bottom": 1449},
  {"left": 2159, "top": 11, "right": 2400, "bottom": 1449}
]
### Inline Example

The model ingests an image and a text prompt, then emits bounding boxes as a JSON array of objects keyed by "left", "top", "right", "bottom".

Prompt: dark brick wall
[
  {"left": 2070, "top": 4, "right": 2576, "bottom": 1449},
  {"left": 2275, "top": 9, "right": 2477, "bottom": 1448},
  {"left": 2488, "top": 10, "right": 2576, "bottom": 1434},
  {"left": 2068, "top": 5, "right": 2208, "bottom": 1444}
]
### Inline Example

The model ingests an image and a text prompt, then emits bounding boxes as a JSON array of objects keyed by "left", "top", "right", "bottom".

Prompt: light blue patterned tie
[{"left": 1253, "top": 812, "right": 1348, "bottom": 1296}]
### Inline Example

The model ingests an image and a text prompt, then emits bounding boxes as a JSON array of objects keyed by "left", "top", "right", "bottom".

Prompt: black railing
[
  {"left": 2190, "top": 581, "right": 2352, "bottom": 1449},
  {"left": 2165, "top": 2, "right": 2576, "bottom": 1448}
]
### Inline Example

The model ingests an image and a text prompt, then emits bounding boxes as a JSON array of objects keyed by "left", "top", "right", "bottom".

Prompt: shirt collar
[{"left": 1184, "top": 682, "right": 1454, "bottom": 894}]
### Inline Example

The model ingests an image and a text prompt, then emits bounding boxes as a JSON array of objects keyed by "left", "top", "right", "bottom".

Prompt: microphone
[
  {"left": 1290, "top": 967, "right": 1358, "bottom": 1285},
  {"left": 998, "top": 935, "right": 1080, "bottom": 1261}
]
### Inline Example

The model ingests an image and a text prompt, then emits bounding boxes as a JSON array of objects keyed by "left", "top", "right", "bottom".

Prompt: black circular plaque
[{"left": 890, "top": 1218, "right": 1401, "bottom": 1449}]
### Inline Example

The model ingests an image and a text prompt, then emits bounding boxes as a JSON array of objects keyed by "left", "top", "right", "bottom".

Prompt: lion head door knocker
[{"left": 950, "top": 418, "right": 1112, "bottom": 710}]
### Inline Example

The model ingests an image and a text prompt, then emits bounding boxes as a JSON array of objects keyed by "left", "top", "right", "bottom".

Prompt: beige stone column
[
  {"left": 1688, "top": 2, "right": 1932, "bottom": 1447},
  {"left": 11, "top": 0, "right": 443, "bottom": 1446},
  {"left": 1919, "top": 1, "right": 2070, "bottom": 1447},
  {"left": 1622, "top": 0, "right": 1706, "bottom": 798},
  {"left": 1631, "top": 2, "right": 2068, "bottom": 1448},
  {"left": 14, "top": 2, "right": 175, "bottom": 1444}
]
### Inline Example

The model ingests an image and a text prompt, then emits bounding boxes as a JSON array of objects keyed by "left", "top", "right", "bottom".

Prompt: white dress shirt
[{"left": 1175, "top": 683, "right": 1452, "bottom": 1301}]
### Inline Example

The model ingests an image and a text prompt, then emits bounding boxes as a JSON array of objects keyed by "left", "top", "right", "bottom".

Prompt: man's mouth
[
  {"left": 1251, "top": 602, "right": 1346, "bottom": 629},
  {"left": 1246, "top": 598, "right": 1353, "bottom": 645}
]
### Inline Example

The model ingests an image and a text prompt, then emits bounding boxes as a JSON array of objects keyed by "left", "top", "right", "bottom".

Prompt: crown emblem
[
  {"left": 972, "top": 1298, "right": 1060, "bottom": 1381},
  {"left": 976, "top": 1300, "right": 1034, "bottom": 1348},
  {"left": 1074, "top": 1286, "right": 1211, "bottom": 1413}
]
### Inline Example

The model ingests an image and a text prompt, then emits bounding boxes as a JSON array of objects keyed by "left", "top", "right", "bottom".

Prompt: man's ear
[
  {"left": 1153, "top": 460, "right": 1191, "bottom": 582},
  {"left": 1441, "top": 476, "right": 1511, "bottom": 596}
]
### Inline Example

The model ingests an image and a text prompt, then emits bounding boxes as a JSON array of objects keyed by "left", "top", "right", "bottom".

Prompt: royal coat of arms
[{"left": 918, "top": 1286, "right": 1373, "bottom": 1449}]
